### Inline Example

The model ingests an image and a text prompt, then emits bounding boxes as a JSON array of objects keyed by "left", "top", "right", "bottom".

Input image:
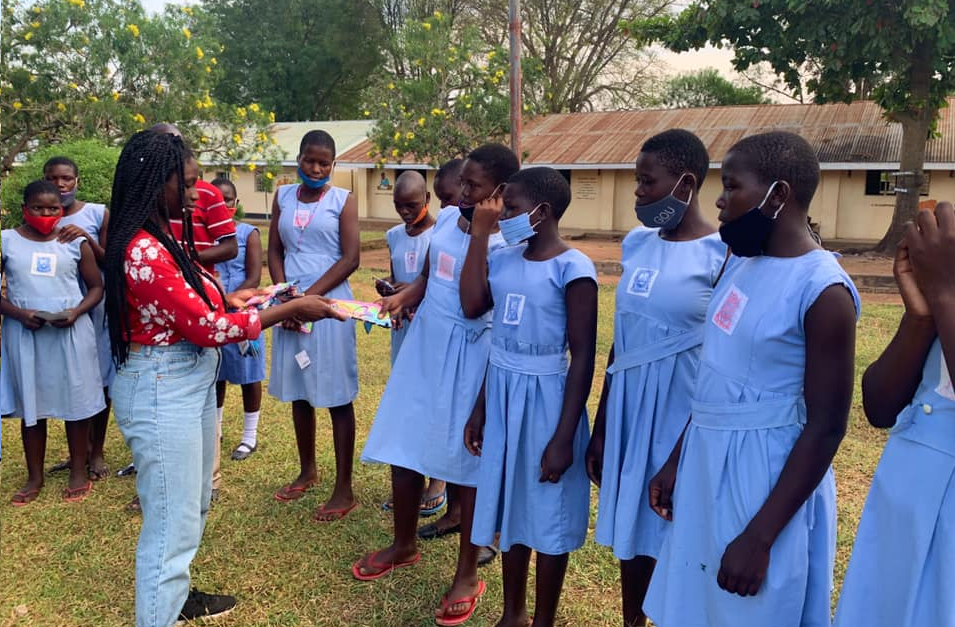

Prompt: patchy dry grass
[{"left": 0, "top": 271, "right": 898, "bottom": 626}]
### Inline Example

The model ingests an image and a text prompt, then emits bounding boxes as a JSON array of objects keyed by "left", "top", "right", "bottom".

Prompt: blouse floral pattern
[{"left": 124, "top": 231, "right": 261, "bottom": 347}]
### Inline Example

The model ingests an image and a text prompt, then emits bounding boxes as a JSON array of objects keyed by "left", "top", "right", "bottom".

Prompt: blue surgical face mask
[
  {"left": 499, "top": 205, "right": 542, "bottom": 246},
  {"left": 298, "top": 167, "right": 329, "bottom": 189},
  {"left": 60, "top": 190, "right": 77, "bottom": 207},
  {"left": 635, "top": 175, "right": 691, "bottom": 230},
  {"left": 718, "top": 181, "right": 784, "bottom": 257}
]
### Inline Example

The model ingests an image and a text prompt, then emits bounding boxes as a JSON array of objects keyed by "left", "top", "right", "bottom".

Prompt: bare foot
[{"left": 88, "top": 455, "right": 109, "bottom": 481}]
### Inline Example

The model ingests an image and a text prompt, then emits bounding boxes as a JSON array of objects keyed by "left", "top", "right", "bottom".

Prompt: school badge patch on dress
[
  {"left": 30, "top": 252, "right": 56, "bottom": 277},
  {"left": 626, "top": 267, "right": 659, "bottom": 297},
  {"left": 436, "top": 251, "right": 456, "bottom": 281},
  {"left": 503, "top": 293, "right": 526, "bottom": 325},
  {"left": 712, "top": 284, "right": 748, "bottom": 335}
]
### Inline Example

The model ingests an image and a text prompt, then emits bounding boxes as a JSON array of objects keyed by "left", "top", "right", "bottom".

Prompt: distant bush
[{"left": 1, "top": 139, "right": 120, "bottom": 228}]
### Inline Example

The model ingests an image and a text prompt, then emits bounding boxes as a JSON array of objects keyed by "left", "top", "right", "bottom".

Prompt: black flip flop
[
  {"left": 417, "top": 521, "right": 461, "bottom": 541},
  {"left": 477, "top": 544, "right": 500, "bottom": 567},
  {"left": 46, "top": 459, "right": 72, "bottom": 475}
]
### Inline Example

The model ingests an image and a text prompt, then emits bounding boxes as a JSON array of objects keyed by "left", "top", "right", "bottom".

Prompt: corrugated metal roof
[{"left": 337, "top": 98, "right": 955, "bottom": 168}]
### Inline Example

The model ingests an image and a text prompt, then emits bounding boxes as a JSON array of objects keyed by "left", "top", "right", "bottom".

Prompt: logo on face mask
[
  {"left": 718, "top": 182, "right": 785, "bottom": 257},
  {"left": 635, "top": 175, "right": 692, "bottom": 230}
]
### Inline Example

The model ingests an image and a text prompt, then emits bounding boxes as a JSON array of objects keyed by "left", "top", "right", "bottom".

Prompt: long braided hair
[{"left": 105, "top": 130, "right": 219, "bottom": 367}]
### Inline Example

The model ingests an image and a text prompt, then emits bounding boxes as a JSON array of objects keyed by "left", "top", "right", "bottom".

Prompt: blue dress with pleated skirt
[
  {"left": 268, "top": 184, "right": 358, "bottom": 408},
  {"left": 361, "top": 207, "right": 503, "bottom": 487},
  {"left": 0, "top": 229, "right": 105, "bottom": 426},
  {"left": 595, "top": 228, "right": 726, "bottom": 560},
  {"left": 471, "top": 244, "right": 597, "bottom": 555},
  {"left": 59, "top": 202, "right": 114, "bottom": 388},
  {"left": 645, "top": 249, "right": 859, "bottom": 627},
  {"left": 385, "top": 222, "right": 433, "bottom": 364},
  {"left": 833, "top": 338, "right": 955, "bottom": 627},
  {"left": 216, "top": 221, "right": 266, "bottom": 385}
]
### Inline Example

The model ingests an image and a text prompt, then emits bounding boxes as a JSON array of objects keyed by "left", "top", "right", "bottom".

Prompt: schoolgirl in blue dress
[
  {"left": 212, "top": 178, "right": 266, "bottom": 461},
  {"left": 834, "top": 201, "right": 955, "bottom": 627},
  {"left": 584, "top": 130, "right": 727, "bottom": 627},
  {"left": 376, "top": 170, "right": 450, "bottom": 516},
  {"left": 44, "top": 156, "right": 113, "bottom": 481},
  {"left": 357, "top": 144, "right": 519, "bottom": 627},
  {"left": 1, "top": 180, "right": 105, "bottom": 505},
  {"left": 461, "top": 167, "right": 598, "bottom": 627},
  {"left": 268, "top": 130, "right": 360, "bottom": 521},
  {"left": 644, "top": 132, "right": 860, "bottom": 627}
]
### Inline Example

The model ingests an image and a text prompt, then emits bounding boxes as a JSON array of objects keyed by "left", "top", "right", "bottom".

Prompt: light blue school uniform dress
[
  {"left": 0, "top": 230, "right": 106, "bottom": 426},
  {"left": 645, "top": 249, "right": 860, "bottom": 627},
  {"left": 59, "top": 202, "right": 114, "bottom": 387},
  {"left": 472, "top": 245, "right": 596, "bottom": 554},
  {"left": 385, "top": 222, "right": 433, "bottom": 364},
  {"left": 269, "top": 184, "right": 358, "bottom": 408},
  {"left": 216, "top": 221, "right": 266, "bottom": 385},
  {"left": 833, "top": 338, "right": 955, "bottom": 627},
  {"left": 362, "top": 207, "right": 504, "bottom": 487},
  {"left": 595, "top": 229, "right": 727, "bottom": 561}
]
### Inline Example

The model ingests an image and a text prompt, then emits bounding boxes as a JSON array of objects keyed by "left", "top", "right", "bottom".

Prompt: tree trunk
[{"left": 874, "top": 41, "right": 936, "bottom": 255}]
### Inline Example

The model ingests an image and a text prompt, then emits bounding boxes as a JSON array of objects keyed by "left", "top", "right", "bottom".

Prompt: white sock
[
  {"left": 216, "top": 405, "right": 224, "bottom": 429},
  {"left": 242, "top": 411, "right": 260, "bottom": 448}
]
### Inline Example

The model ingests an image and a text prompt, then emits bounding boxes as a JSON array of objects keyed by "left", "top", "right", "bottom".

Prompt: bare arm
[
  {"left": 304, "top": 193, "right": 360, "bottom": 296},
  {"left": 585, "top": 345, "right": 615, "bottom": 486},
  {"left": 198, "top": 235, "right": 238, "bottom": 267},
  {"left": 540, "top": 278, "right": 598, "bottom": 483},
  {"left": 238, "top": 229, "right": 263, "bottom": 291},
  {"left": 267, "top": 194, "right": 286, "bottom": 284},
  {"left": 460, "top": 196, "right": 501, "bottom": 318}
]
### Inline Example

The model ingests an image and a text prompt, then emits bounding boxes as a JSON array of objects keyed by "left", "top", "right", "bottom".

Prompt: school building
[{"left": 332, "top": 98, "right": 955, "bottom": 242}]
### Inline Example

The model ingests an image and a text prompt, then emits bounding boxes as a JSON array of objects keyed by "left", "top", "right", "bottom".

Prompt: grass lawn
[{"left": 0, "top": 269, "right": 899, "bottom": 626}]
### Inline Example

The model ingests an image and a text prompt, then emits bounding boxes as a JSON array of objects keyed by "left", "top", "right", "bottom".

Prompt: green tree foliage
[
  {"left": 204, "top": 0, "right": 384, "bottom": 122},
  {"left": 0, "top": 139, "right": 120, "bottom": 227},
  {"left": 655, "top": 68, "right": 769, "bottom": 108},
  {"left": 362, "top": 11, "right": 537, "bottom": 166},
  {"left": 374, "top": 0, "right": 473, "bottom": 77},
  {"left": 475, "top": 0, "right": 673, "bottom": 113},
  {"left": 629, "top": 0, "right": 955, "bottom": 252},
  {"left": 0, "top": 0, "right": 280, "bottom": 176}
]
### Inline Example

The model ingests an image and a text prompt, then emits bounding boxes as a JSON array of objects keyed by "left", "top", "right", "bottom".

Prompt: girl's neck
[
  {"left": 524, "top": 228, "right": 568, "bottom": 261},
  {"left": 660, "top": 202, "right": 715, "bottom": 242},
  {"left": 406, "top": 215, "right": 435, "bottom": 236},
  {"left": 764, "top": 212, "right": 821, "bottom": 258},
  {"left": 17, "top": 224, "right": 58, "bottom": 242},
  {"left": 63, "top": 199, "right": 85, "bottom": 216},
  {"left": 298, "top": 184, "right": 328, "bottom": 202}
]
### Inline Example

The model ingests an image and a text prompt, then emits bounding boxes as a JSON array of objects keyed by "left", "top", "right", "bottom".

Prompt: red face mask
[{"left": 22, "top": 207, "right": 63, "bottom": 235}]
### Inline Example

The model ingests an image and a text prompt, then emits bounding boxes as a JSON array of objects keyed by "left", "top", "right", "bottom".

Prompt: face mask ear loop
[
  {"left": 529, "top": 203, "right": 544, "bottom": 230},
  {"left": 758, "top": 181, "right": 781, "bottom": 216},
  {"left": 771, "top": 202, "right": 786, "bottom": 220},
  {"left": 671, "top": 174, "right": 693, "bottom": 206}
]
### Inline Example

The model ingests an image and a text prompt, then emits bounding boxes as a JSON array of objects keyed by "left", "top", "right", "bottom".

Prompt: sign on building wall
[{"left": 575, "top": 172, "right": 599, "bottom": 201}]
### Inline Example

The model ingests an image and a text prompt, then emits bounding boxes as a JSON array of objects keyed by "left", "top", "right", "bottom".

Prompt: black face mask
[
  {"left": 459, "top": 205, "right": 475, "bottom": 222},
  {"left": 718, "top": 182, "right": 783, "bottom": 257}
]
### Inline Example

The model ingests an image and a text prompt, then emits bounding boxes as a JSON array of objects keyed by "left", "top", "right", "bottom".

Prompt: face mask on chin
[{"left": 718, "top": 181, "right": 784, "bottom": 257}]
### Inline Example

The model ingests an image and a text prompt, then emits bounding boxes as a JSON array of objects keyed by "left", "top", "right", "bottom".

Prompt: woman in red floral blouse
[{"left": 104, "top": 131, "right": 345, "bottom": 627}]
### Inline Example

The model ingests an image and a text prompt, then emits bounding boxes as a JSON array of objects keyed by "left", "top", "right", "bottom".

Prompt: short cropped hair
[
  {"left": 729, "top": 131, "right": 820, "bottom": 207},
  {"left": 299, "top": 130, "right": 336, "bottom": 158},
  {"left": 507, "top": 167, "right": 572, "bottom": 219},
  {"left": 436, "top": 158, "right": 463, "bottom": 181},
  {"left": 640, "top": 129, "right": 709, "bottom": 189},
  {"left": 210, "top": 177, "right": 237, "bottom": 196},
  {"left": 23, "top": 179, "right": 62, "bottom": 204},
  {"left": 43, "top": 156, "right": 80, "bottom": 176},
  {"left": 466, "top": 144, "right": 520, "bottom": 186}
]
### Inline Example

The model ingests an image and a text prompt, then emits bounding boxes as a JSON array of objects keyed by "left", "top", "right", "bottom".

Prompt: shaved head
[{"left": 394, "top": 170, "right": 427, "bottom": 197}]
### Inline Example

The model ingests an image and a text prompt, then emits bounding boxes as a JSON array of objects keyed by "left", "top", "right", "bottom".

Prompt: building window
[
  {"left": 215, "top": 171, "right": 229, "bottom": 181},
  {"left": 864, "top": 170, "right": 931, "bottom": 196},
  {"left": 254, "top": 171, "right": 268, "bottom": 192}
]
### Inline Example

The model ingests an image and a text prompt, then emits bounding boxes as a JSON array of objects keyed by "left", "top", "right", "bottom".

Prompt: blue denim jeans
[{"left": 112, "top": 343, "right": 220, "bottom": 627}]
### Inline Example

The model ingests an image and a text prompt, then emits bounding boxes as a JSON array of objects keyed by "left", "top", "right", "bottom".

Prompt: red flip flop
[
  {"left": 273, "top": 481, "right": 315, "bottom": 502},
  {"left": 62, "top": 481, "right": 92, "bottom": 503},
  {"left": 351, "top": 550, "right": 422, "bottom": 581},
  {"left": 434, "top": 580, "right": 487, "bottom": 626},
  {"left": 312, "top": 501, "right": 358, "bottom": 522},
  {"left": 11, "top": 487, "right": 41, "bottom": 507}
]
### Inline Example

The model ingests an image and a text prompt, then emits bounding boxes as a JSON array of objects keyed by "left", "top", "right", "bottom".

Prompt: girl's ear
[
  {"left": 772, "top": 180, "right": 793, "bottom": 209},
  {"left": 676, "top": 173, "right": 696, "bottom": 201},
  {"left": 537, "top": 201, "right": 553, "bottom": 221}
]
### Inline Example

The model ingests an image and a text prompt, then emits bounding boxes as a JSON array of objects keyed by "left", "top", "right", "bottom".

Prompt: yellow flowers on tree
[
  {"left": 0, "top": 0, "right": 282, "bottom": 178},
  {"left": 362, "top": 12, "right": 539, "bottom": 166}
]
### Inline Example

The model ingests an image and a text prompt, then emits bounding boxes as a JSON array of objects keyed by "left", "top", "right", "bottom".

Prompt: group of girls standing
[{"left": 2, "top": 122, "right": 952, "bottom": 627}]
